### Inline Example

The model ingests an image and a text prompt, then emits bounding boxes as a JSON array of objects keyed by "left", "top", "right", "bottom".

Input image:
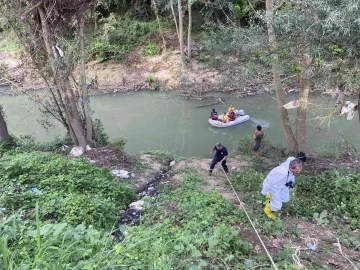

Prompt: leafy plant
[
  {"left": 142, "top": 43, "right": 160, "bottom": 56},
  {"left": 111, "top": 137, "right": 127, "bottom": 153},
  {"left": 0, "top": 152, "right": 136, "bottom": 229}
]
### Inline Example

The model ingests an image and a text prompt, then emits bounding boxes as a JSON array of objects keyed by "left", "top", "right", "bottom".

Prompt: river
[{"left": 1, "top": 91, "right": 358, "bottom": 157}]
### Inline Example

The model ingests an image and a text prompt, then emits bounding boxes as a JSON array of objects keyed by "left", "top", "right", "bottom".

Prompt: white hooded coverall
[{"left": 261, "top": 157, "right": 296, "bottom": 211}]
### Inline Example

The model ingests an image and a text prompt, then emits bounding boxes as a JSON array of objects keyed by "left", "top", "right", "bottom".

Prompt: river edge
[{"left": 1, "top": 50, "right": 352, "bottom": 99}]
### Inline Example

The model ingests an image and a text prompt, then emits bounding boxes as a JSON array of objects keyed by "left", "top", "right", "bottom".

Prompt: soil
[
  {"left": 168, "top": 156, "right": 360, "bottom": 269},
  {"left": 0, "top": 49, "right": 230, "bottom": 96}
]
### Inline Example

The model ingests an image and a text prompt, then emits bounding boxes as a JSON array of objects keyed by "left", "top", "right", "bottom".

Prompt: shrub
[
  {"left": 235, "top": 135, "right": 288, "bottom": 158},
  {"left": 285, "top": 171, "right": 360, "bottom": 229},
  {"left": 0, "top": 152, "right": 136, "bottom": 229},
  {"left": 90, "top": 14, "right": 165, "bottom": 62},
  {"left": 111, "top": 137, "right": 127, "bottom": 153},
  {"left": 142, "top": 43, "right": 160, "bottom": 56}
]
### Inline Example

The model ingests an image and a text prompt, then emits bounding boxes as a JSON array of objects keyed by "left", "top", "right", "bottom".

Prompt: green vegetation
[
  {"left": 90, "top": 15, "right": 168, "bottom": 62},
  {"left": 0, "top": 152, "right": 135, "bottom": 229},
  {"left": 0, "top": 168, "right": 254, "bottom": 269},
  {"left": 228, "top": 169, "right": 360, "bottom": 249},
  {"left": 234, "top": 135, "right": 288, "bottom": 158},
  {"left": 140, "top": 149, "right": 184, "bottom": 165},
  {"left": 111, "top": 136, "right": 128, "bottom": 153}
]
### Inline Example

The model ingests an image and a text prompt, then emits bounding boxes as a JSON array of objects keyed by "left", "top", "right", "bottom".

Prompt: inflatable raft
[{"left": 208, "top": 110, "right": 250, "bottom": 128}]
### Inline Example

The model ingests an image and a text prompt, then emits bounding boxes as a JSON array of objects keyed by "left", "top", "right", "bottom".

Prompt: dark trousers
[{"left": 209, "top": 157, "right": 228, "bottom": 173}]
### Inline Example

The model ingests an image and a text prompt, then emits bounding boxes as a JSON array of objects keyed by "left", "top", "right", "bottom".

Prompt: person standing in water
[{"left": 252, "top": 125, "right": 264, "bottom": 157}]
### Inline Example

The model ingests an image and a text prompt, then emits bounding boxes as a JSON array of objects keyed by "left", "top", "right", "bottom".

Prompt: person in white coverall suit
[{"left": 261, "top": 157, "right": 303, "bottom": 218}]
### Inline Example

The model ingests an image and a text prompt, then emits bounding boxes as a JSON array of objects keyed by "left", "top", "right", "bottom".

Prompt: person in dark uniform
[{"left": 209, "top": 142, "right": 229, "bottom": 175}]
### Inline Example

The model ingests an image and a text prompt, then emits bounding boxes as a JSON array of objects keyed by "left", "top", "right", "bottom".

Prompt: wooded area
[{"left": 0, "top": 0, "right": 359, "bottom": 153}]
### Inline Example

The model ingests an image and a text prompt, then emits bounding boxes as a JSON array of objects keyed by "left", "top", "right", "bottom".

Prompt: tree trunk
[
  {"left": 0, "top": 106, "right": 10, "bottom": 142},
  {"left": 152, "top": 0, "right": 166, "bottom": 52},
  {"left": 38, "top": 6, "right": 87, "bottom": 148},
  {"left": 178, "top": 0, "right": 186, "bottom": 69},
  {"left": 79, "top": 15, "right": 93, "bottom": 142},
  {"left": 170, "top": 0, "right": 180, "bottom": 41},
  {"left": 187, "top": 0, "right": 192, "bottom": 60},
  {"left": 296, "top": 54, "right": 311, "bottom": 154},
  {"left": 265, "top": 0, "right": 297, "bottom": 153}
]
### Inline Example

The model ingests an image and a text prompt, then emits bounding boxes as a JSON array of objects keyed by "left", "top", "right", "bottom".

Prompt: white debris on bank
[
  {"left": 283, "top": 100, "right": 300, "bottom": 110},
  {"left": 111, "top": 169, "right": 131, "bottom": 179},
  {"left": 340, "top": 101, "right": 358, "bottom": 120},
  {"left": 129, "top": 200, "right": 145, "bottom": 211},
  {"left": 70, "top": 146, "right": 84, "bottom": 157}
]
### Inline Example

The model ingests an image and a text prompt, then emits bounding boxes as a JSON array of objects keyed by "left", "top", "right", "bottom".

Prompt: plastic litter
[
  {"left": 307, "top": 243, "right": 317, "bottom": 252},
  {"left": 30, "top": 188, "right": 42, "bottom": 195}
]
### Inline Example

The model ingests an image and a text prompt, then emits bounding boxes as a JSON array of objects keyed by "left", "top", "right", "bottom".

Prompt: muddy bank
[{"left": 0, "top": 50, "right": 299, "bottom": 98}]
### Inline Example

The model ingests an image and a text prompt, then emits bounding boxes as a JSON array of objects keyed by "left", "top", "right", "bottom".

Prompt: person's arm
[
  {"left": 221, "top": 148, "right": 228, "bottom": 161},
  {"left": 210, "top": 146, "right": 216, "bottom": 154},
  {"left": 253, "top": 130, "right": 258, "bottom": 140}
]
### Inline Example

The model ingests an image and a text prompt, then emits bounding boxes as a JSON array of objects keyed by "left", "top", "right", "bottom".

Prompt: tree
[
  {"left": 271, "top": 0, "right": 360, "bottom": 153},
  {"left": 0, "top": 0, "right": 97, "bottom": 148},
  {"left": 187, "top": 0, "right": 193, "bottom": 60},
  {"left": 177, "top": 0, "right": 186, "bottom": 69},
  {"left": 265, "top": 0, "right": 297, "bottom": 153},
  {"left": 0, "top": 106, "right": 10, "bottom": 143}
]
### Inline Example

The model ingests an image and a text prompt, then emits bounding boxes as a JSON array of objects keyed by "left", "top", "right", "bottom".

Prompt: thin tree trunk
[
  {"left": 38, "top": 6, "right": 87, "bottom": 148},
  {"left": 265, "top": 0, "right": 297, "bottom": 153},
  {"left": 152, "top": 0, "right": 166, "bottom": 52},
  {"left": 178, "top": 0, "right": 186, "bottom": 69},
  {"left": 296, "top": 54, "right": 311, "bottom": 154},
  {"left": 79, "top": 15, "right": 92, "bottom": 142},
  {"left": 0, "top": 106, "right": 9, "bottom": 142},
  {"left": 170, "top": 0, "right": 180, "bottom": 41},
  {"left": 187, "top": 0, "right": 192, "bottom": 60}
]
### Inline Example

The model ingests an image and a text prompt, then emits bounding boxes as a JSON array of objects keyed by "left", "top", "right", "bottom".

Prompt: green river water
[{"left": 0, "top": 91, "right": 358, "bottom": 157}]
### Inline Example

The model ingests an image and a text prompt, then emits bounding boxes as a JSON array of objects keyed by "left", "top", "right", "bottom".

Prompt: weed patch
[{"left": 0, "top": 152, "right": 136, "bottom": 229}]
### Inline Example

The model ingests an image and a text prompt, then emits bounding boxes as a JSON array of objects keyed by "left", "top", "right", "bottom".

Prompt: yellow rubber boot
[{"left": 263, "top": 193, "right": 274, "bottom": 218}]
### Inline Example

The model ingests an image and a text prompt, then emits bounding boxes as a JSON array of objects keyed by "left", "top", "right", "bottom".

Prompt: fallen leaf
[
  {"left": 272, "top": 238, "right": 282, "bottom": 248},
  {"left": 332, "top": 243, "right": 340, "bottom": 248},
  {"left": 255, "top": 245, "right": 262, "bottom": 251}
]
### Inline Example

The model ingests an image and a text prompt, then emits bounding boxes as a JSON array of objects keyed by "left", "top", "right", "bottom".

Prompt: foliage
[
  {"left": 93, "top": 118, "right": 109, "bottom": 145},
  {"left": 111, "top": 136, "right": 127, "bottom": 153},
  {"left": 10, "top": 135, "right": 72, "bottom": 154},
  {"left": 141, "top": 171, "right": 253, "bottom": 268},
  {"left": 316, "top": 131, "right": 357, "bottom": 158},
  {"left": 142, "top": 43, "right": 160, "bottom": 56},
  {"left": 90, "top": 14, "right": 165, "bottom": 62},
  {"left": 0, "top": 170, "right": 254, "bottom": 269},
  {"left": 0, "top": 152, "right": 136, "bottom": 229},
  {"left": 286, "top": 171, "right": 360, "bottom": 229},
  {"left": 234, "top": 135, "right": 288, "bottom": 158}
]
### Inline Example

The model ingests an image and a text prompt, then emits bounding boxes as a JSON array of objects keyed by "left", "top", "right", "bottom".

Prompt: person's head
[
  {"left": 289, "top": 159, "right": 303, "bottom": 175},
  {"left": 230, "top": 104, "right": 233, "bottom": 107},
  {"left": 215, "top": 142, "right": 223, "bottom": 150},
  {"left": 212, "top": 108, "right": 216, "bottom": 113},
  {"left": 256, "top": 125, "right": 262, "bottom": 131}
]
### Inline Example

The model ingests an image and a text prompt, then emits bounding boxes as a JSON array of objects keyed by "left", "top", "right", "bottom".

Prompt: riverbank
[
  {"left": 0, "top": 145, "right": 359, "bottom": 268},
  {"left": 2, "top": 49, "right": 354, "bottom": 99}
]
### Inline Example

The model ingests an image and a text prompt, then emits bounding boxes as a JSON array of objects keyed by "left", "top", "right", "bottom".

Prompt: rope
[
  {"left": 336, "top": 238, "right": 359, "bottom": 270},
  {"left": 292, "top": 246, "right": 304, "bottom": 268},
  {"left": 291, "top": 236, "right": 318, "bottom": 267},
  {"left": 220, "top": 167, "right": 279, "bottom": 270}
]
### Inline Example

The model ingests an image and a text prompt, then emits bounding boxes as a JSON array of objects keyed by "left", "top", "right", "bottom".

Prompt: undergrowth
[
  {"left": 90, "top": 14, "right": 169, "bottom": 62},
  {"left": 227, "top": 169, "right": 360, "bottom": 251},
  {"left": 0, "top": 152, "right": 136, "bottom": 229}
]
